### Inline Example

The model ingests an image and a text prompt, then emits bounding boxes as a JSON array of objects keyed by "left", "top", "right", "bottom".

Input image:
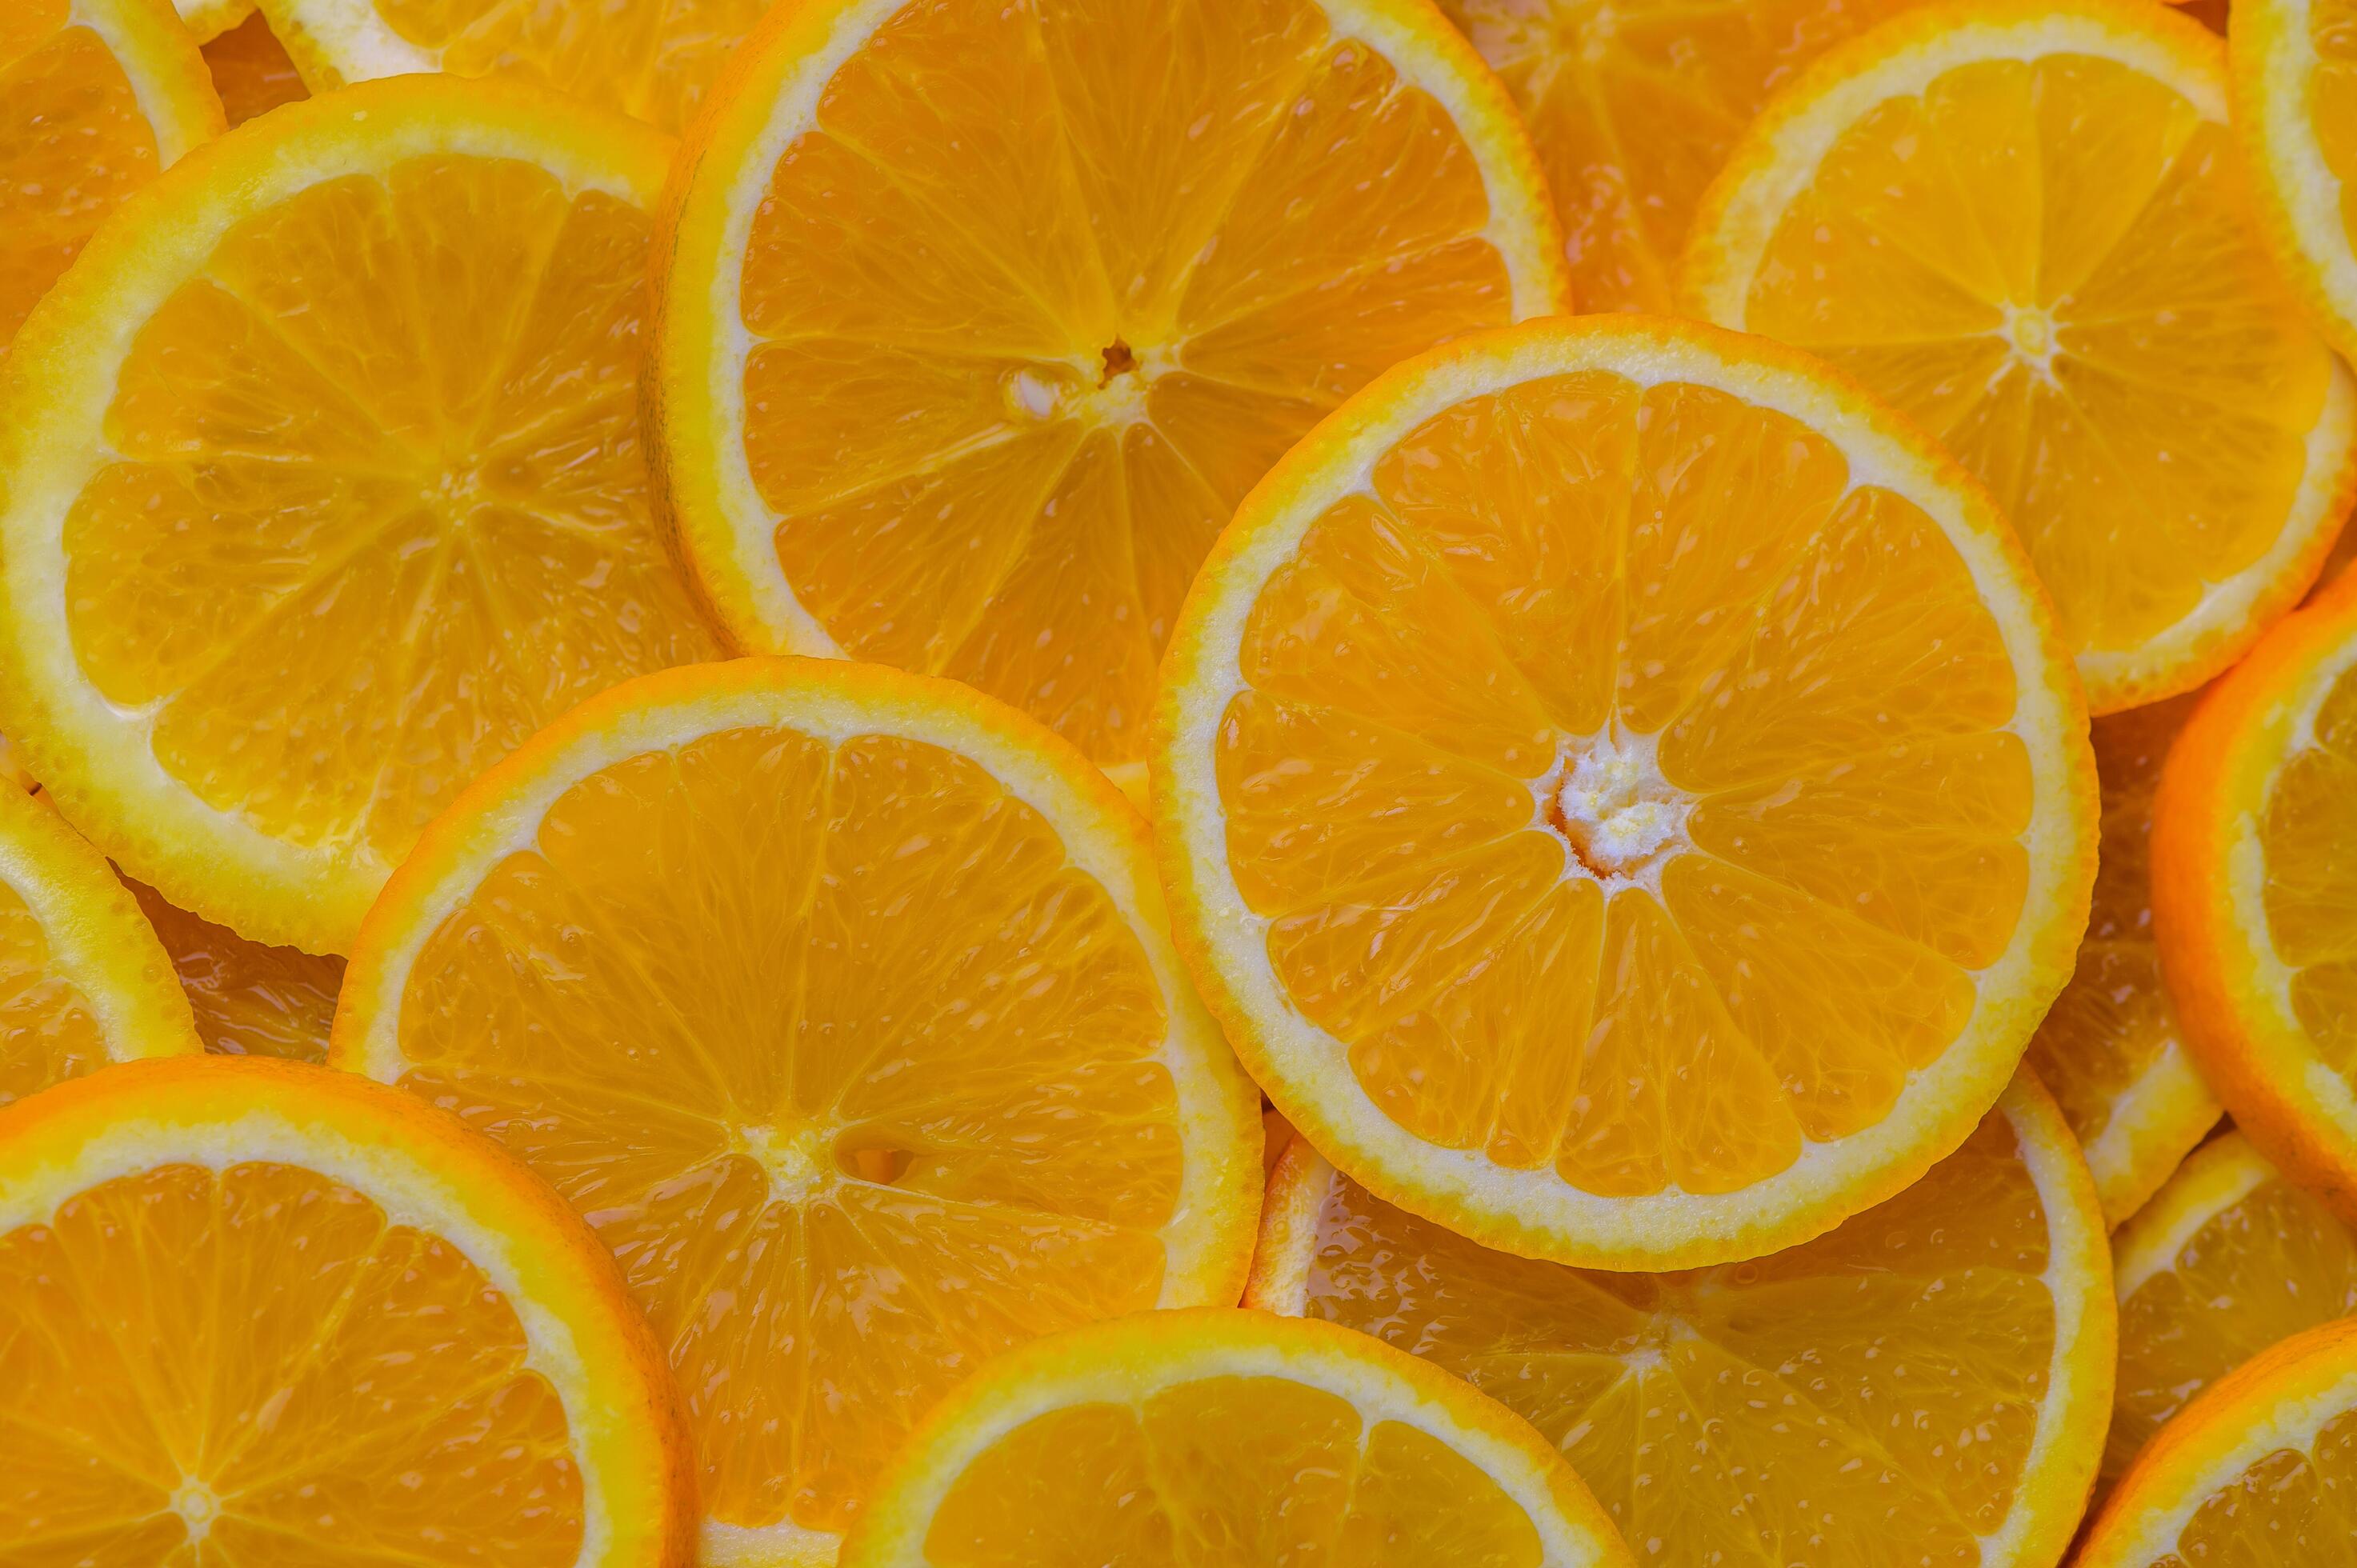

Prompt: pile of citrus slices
[{"left": 10, "top": 0, "right": 2357, "bottom": 1563}]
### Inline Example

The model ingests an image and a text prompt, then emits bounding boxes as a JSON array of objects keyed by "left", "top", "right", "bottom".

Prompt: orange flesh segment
[
  {"left": 1294, "top": 1106, "right": 2059, "bottom": 1562},
  {"left": 920, "top": 1376, "right": 1546, "bottom": 1567},
  {"left": 203, "top": 10, "right": 307, "bottom": 127},
  {"left": 1221, "top": 370, "right": 2028, "bottom": 1195},
  {"left": 2159, "top": 1407, "right": 2357, "bottom": 1562},
  {"left": 2259, "top": 661, "right": 2357, "bottom": 1076},
  {"left": 128, "top": 878, "right": 342, "bottom": 1061},
  {"left": 1, "top": 3, "right": 166, "bottom": 349},
  {"left": 0, "top": 1160, "right": 582, "bottom": 1562},
  {"left": 72, "top": 154, "right": 719, "bottom": 872},
  {"left": 739, "top": 0, "right": 1518, "bottom": 768},
  {"left": 2317, "top": 3, "right": 2357, "bottom": 250},
  {"left": 0, "top": 874, "right": 113, "bottom": 1106},
  {"left": 1438, "top": 0, "right": 1923, "bottom": 313},
  {"left": 391, "top": 725, "right": 1186, "bottom": 1534},
  {"left": 1741, "top": 53, "right": 2337, "bottom": 664}
]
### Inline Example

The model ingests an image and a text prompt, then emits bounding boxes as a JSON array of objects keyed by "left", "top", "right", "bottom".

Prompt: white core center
[
  {"left": 1549, "top": 733, "right": 1688, "bottom": 882},
  {"left": 735, "top": 1123, "right": 828, "bottom": 1204},
  {"left": 173, "top": 1480, "right": 221, "bottom": 1541}
]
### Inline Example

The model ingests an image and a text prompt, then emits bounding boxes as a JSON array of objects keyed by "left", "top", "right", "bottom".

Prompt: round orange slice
[
  {"left": 2024, "top": 692, "right": 2222, "bottom": 1227},
  {"left": 2235, "top": 0, "right": 2357, "bottom": 365},
  {"left": 0, "top": 1054, "right": 693, "bottom": 1565},
  {"left": 0, "top": 75, "right": 724, "bottom": 956},
  {"left": 3, "top": 0, "right": 222, "bottom": 353},
  {"left": 2107, "top": 1128, "right": 2357, "bottom": 1486},
  {"left": 0, "top": 785, "right": 199, "bottom": 1106},
  {"left": 648, "top": 0, "right": 1570, "bottom": 785},
  {"left": 1435, "top": 0, "right": 1928, "bottom": 314},
  {"left": 2079, "top": 1315, "right": 2357, "bottom": 1566},
  {"left": 1248, "top": 1071, "right": 2114, "bottom": 1568},
  {"left": 838, "top": 1309, "right": 1635, "bottom": 1568},
  {"left": 202, "top": 7, "right": 308, "bottom": 126},
  {"left": 126, "top": 876, "right": 342, "bottom": 1062},
  {"left": 1683, "top": 0, "right": 2357, "bottom": 714},
  {"left": 256, "top": 0, "right": 770, "bottom": 130},
  {"left": 1154, "top": 314, "right": 2095, "bottom": 1270},
  {"left": 333, "top": 657, "right": 1264, "bottom": 1561},
  {"left": 2154, "top": 572, "right": 2357, "bottom": 1225}
]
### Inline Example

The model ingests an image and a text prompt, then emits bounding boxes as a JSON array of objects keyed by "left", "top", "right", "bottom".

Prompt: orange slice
[
  {"left": 0, "top": 1054, "right": 692, "bottom": 1564},
  {"left": 202, "top": 7, "right": 307, "bottom": 126},
  {"left": 2, "top": 0, "right": 222, "bottom": 353},
  {"left": 839, "top": 1309, "right": 1635, "bottom": 1568},
  {"left": 126, "top": 877, "right": 342, "bottom": 1061},
  {"left": 1248, "top": 1072, "right": 2114, "bottom": 1568},
  {"left": 1154, "top": 314, "right": 2095, "bottom": 1269},
  {"left": 332, "top": 658, "right": 1264, "bottom": 1561},
  {"left": 2107, "top": 1129, "right": 2357, "bottom": 1486},
  {"left": 2079, "top": 1315, "right": 2357, "bottom": 1566},
  {"left": 177, "top": 0, "right": 253, "bottom": 43},
  {"left": 1683, "top": 0, "right": 2357, "bottom": 714},
  {"left": 0, "top": 75, "right": 724, "bottom": 956},
  {"left": 2235, "top": 0, "right": 2357, "bottom": 365},
  {"left": 2024, "top": 692, "right": 2221, "bottom": 1226},
  {"left": 1434, "top": 0, "right": 1927, "bottom": 313},
  {"left": 2154, "top": 572, "right": 2357, "bottom": 1226},
  {"left": 648, "top": 0, "right": 1570, "bottom": 783},
  {"left": 257, "top": 0, "right": 770, "bottom": 130},
  {"left": 0, "top": 785, "right": 199, "bottom": 1106}
]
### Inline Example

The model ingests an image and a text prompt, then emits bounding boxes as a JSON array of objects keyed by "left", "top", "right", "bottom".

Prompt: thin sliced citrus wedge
[
  {"left": 3, "top": 0, "right": 222, "bottom": 352},
  {"left": 202, "top": 7, "right": 307, "bottom": 126},
  {"left": 839, "top": 1309, "right": 1635, "bottom": 1568},
  {"left": 2155, "top": 573, "right": 2357, "bottom": 1226},
  {"left": 2108, "top": 1129, "right": 2357, "bottom": 1486},
  {"left": 177, "top": 0, "right": 253, "bottom": 43},
  {"left": 0, "top": 1054, "right": 693, "bottom": 1565},
  {"left": 333, "top": 658, "right": 1263, "bottom": 1561},
  {"left": 257, "top": 0, "right": 770, "bottom": 130},
  {"left": 1435, "top": 0, "right": 1927, "bottom": 313},
  {"left": 2025, "top": 693, "right": 2221, "bottom": 1226},
  {"left": 649, "top": 0, "right": 1569, "bottom": 782},
  {"left": 2235, "top": 0, "right": 2357, "bottom": 363},
  {"left": 1249, "top": 1073, "right": 2114, "bottom": 1568},
  {"left": 2080, "top": 1315, "right": 2357, "bottom": 1566},
  {"left": 0, "top": 75, "right": 724, "bottom": 956},
  {"left": 1155, "top": 314, "right": 2095, "bottom": 1269},
  {"left": 1684, "top": 0, "right": 2357, "bottom": 714},
  {"left": 0, "top": 786, "right": 199, "bottom": 1106},
  {"left": 126, "top": 877, "right": 342, "bottom": 1062}
]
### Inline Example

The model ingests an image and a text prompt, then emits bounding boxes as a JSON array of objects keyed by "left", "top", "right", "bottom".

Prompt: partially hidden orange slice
[
  {"left": 3, "top": 0, "right": 222, "bottom": 352},
  {"left": 0, "top": 75, "right": 723, "bottom": 955},
  {"left": 176, "top": 0, "right": 253, "bottom": 43},
  {"left": 1684, "top": 0, "right": 2357, "bottom": 714},
  {"left": 2235, "top": 0, "right": 2357, "bottom": 363},
  {"left": 0, "top": 1054, "right": 693, "bottom": 1566},
  {"left": 127, "top": 877, "right": 342, "bottom": 1062},
  {"left": 202, "top": 7, "right": 308, "bottom": 126},
  {"left": 1249, "top": 1072, "right": 2114, "bottom": 1568},
  {"left": 1154, "top": 314, "right": 2095, "bottom": 1269},
  {"left": 333, "top": 658, "right": 1264, "bottom": 1560},
  {"left": 839, "top": 1310, "right": 1635, "bottom": 1568},
  {"left": 648, "top": 0, "right": 1570, "bottom": 785}
]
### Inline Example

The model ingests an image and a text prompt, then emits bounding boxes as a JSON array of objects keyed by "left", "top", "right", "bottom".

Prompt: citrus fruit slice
[
  {"left": 0, "top": 1054, "right": 692, "bottom": 1564},
  {"left": 648, "top": 0, "right": 1570, "bottom": 784},
  {"left": 2, "top": 0, "right": 221, "bottom": 354},
  {"left": 177, "top": 0, "right": 253, "bottom": 43},
  {"left": 0, "top": 785, "right": 199, "bottom": 1106},
  {"left": 2079, "top": 1315, "right": 2357, "bottom": 1566},
  {"left": 838, "top": 1309, "right": 1635, "bottom": 1568},
  {"left": 202, "top": 7, "right": 307, "bottom": 126},
  {"left": 126, "top": 876, "right": 342, "bottom": 1061},
  {"left": 1683, "top": 0, "right": 2357, "bottom": 714},
  {"left": 2235, "top": 0, "right": 2357, "bottom": 365},
  {"left": 2107, "top": 1128, "right": 2357, "bottom": 1486},
  {"left": 0, "top": 74, "right": 724, "bottom": 957},
  {"left": 1249, "top": 1072, "right": 2114, "bottom": 1568},
  {"left": 332, "top": 658, "right": 1264, "bottom": 1562},
  {"left": 2024, "top": 693, "right": 2221, "bottom": 1226},
  {"left": 256, "top": 0, "right": 769, "bottom": 130},
  {"left": 1154, "top": 314, "right": 2095, "bottom": 1270},
  {"left": 1434, "top": 0, "right": 1926, "bottom": 313},
  {"left": 2154, "top": 572, "right": 2357, "bottom": 1225}
]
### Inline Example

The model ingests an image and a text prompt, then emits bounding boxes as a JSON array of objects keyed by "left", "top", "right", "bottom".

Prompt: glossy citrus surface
[
  {"left": 334, "top": 658, "right": 1263, "bottom": 1561},
  {"left": 1685, "top": 0, "right": 2357, "bottom": 713},
  {"left": 650, "top": 0, "right": 1569, "bottom": 781},
  {"left": 0, "top": 1054, "right": 693, "bottom": 1566},
  {"left": 1156, "top": 315, "right": 2094, "bottom": 1268},
  {"left": 1249, "top": 1074, "right": 2113, "bottom": 1568},
  {"left": 0, "top": 76, "right": 722, "bottom": 954},
  {"left": 840, "top": 1310, "right": 1635, "bottom": 1568}
]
